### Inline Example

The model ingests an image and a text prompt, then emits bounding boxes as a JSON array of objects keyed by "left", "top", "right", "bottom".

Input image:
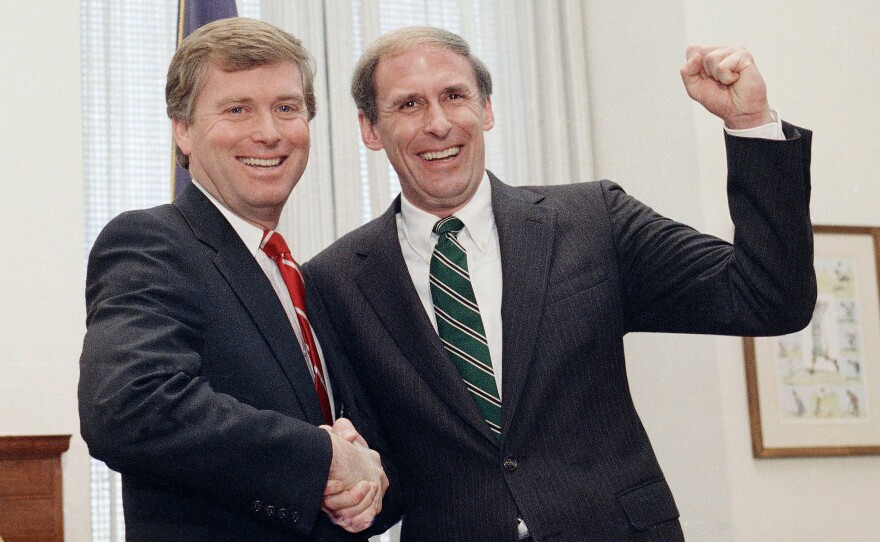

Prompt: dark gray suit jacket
[
  {"left": 79, "top": 184, "right": 399, "bottom": 541},
  {"left": 305, "top": 124, "right": 815, "bottom": 541}
]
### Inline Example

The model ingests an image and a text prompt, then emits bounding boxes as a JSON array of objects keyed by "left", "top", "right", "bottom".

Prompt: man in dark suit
[
  {"left": 305, "top": 27, "right": 815, "bottom": 541},
  {"left": 79, "top": 18, "right": 397, "bottom": 541}
]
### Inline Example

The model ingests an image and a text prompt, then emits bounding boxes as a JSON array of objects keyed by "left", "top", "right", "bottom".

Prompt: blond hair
[{"left": 166, "top": 18, "right": 316, "bottom": 168}]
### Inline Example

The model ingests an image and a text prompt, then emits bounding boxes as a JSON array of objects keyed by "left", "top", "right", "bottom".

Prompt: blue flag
[{"left": 171, "top": 0, "right": 238, "bottom": 199}]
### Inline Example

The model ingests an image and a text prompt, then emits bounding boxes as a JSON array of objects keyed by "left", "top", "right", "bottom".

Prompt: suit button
[
  {"left": 278, "top": 508, "right": 288, "bottom": 520},
  {"left": 265, "top": 505, "right": 275, "bottom": 517},
  {"left": 291, "top": 510, "right": 300, "bottom": 523},
  {"left": 503, "top": 457, "right": 518, "bottom": 472},
  {"left": 252, "top": 500, "right": 263, "bottom": 513}
]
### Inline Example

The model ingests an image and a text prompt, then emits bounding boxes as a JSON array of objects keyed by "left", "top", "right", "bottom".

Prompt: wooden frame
[{"left": 744, "top": 225, "right": 880, "bottom": 457}]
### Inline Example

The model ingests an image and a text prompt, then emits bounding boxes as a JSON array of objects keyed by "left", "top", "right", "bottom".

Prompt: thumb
[
  {"left": 332, "top": 418, "right": 369, "bottom": 447},
  {"left": 324, "top": 479, "right": 344, "bottom": 496}
]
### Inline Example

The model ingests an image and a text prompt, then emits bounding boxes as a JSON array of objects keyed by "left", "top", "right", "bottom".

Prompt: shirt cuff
[{"left": 723, "top": 109, "right": 784, "bottom": 140}]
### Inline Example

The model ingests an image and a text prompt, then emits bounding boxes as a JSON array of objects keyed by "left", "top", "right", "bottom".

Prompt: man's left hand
[{"left": 680, "top": 45, "right": 774, "bottom": 129}]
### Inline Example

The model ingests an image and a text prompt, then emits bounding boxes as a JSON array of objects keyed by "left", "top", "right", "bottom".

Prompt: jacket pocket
[
  {"left": 544, "top": 271, "right": 608, "bottom": 305},
  {"left": 616, "top": 477, "right": 680, "bottom": 531}
]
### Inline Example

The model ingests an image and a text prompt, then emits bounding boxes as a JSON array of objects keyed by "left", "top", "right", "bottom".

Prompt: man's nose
[
  {"left": 424, "top": 104, "right": 452, "bottom": 137},
  {"left": 251, "top": 111, "right": 282, "bottom": 144}
]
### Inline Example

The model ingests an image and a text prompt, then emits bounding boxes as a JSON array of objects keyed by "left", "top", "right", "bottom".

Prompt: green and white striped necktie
[{"left": 430, "top": 216, "right": 502, "bottom": 439}]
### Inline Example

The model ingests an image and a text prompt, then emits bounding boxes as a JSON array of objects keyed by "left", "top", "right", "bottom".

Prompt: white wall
[
  {"left": 584, "top": 1, "right": 880, "bottom": 540},
  {"left": 0, "top": 2, "right": 91, "bottom": 541}
]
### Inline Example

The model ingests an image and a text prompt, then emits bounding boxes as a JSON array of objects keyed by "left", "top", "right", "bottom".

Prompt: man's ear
[
  {"left": 171, "top": 117, "right": 193, "bottom": 157},
  {"left": 482, "top": 96, "right": 495, "bottom": 132},
  {"left": 358, "top": 110, "right": 384, "bottom": 151}
]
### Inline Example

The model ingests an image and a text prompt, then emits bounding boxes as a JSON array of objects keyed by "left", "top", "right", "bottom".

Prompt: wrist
[
  {"left": 323, "top": 427, "right": 342, "bottom": 477},
  {"left": 725, "top": 108, "right": 774, "bottom": 130}
]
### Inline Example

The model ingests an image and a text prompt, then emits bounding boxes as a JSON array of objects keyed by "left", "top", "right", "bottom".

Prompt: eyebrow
[
  {"left": 388, "top": 84, "right": 473, "bottom": 108},
  {"left": 214, "top": 93, "right": 305, "bottom": 108},
  {"left": 275, "top": 94, "right": 306, "bottom": 105},
  {"left": 444, "top": 84, "right": 471, "bottom": 95},
  {"left": 390, "top": 93, "right": 421, "bottom": 108}
]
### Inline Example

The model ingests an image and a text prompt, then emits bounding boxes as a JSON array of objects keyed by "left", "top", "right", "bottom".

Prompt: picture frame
[{"left": 744, "top": 225, "right": 880, "bottom": 457}]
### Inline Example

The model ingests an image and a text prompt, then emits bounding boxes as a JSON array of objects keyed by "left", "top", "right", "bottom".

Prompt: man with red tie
[{"left": 78, "top": 18, "right": 397, "bottom": 541}]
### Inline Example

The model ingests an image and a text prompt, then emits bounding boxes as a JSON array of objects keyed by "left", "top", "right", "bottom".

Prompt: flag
[{"left": 171, "top": 0, "right": 238, "bottom": 199}]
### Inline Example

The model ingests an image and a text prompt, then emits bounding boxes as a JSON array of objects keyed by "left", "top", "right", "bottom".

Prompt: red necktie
[{"left": 261, "top": 230, "right": 333, "bottom": 425}]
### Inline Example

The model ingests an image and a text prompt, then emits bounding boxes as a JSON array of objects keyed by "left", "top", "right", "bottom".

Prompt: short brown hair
[
  {"left": 166, "top": 17, "right": 316, "bottom": 169},
  {"left": 351, "top": 26, "right": 492, "bottom": 125}
]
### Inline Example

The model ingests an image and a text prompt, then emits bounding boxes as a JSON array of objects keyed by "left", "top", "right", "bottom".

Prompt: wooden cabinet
[{"left": 0, "top": 436, "right": 70, "bottom": 542}]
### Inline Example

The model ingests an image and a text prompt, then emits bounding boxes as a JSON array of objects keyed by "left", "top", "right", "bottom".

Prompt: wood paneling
[{"left": 0, "top": 436, "right": 70, "bottom": 542}]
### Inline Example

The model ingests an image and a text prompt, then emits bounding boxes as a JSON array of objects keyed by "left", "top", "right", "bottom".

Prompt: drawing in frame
[{"left": 744, "top": 225, "right": 880, "bottom": 457}]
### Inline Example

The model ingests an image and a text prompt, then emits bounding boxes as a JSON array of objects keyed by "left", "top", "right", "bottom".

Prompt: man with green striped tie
[{"left": 306, "top": 26, "right": 815, "bottom": 541}]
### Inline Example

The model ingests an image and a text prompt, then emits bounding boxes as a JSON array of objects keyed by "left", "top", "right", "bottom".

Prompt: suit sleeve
[
  {"left": 78, "top": 209, "right": 332, "bottom": 534},
  {"left": 304, "top": 278, "right": 405, "bottom": 534},
  {"left": 608, "top": 122, "right": 816, "bottom": 336}
]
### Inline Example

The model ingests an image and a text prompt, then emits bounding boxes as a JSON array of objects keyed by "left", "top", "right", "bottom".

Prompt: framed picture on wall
[{"left": 744, "top": 225, "right": 880, "bottom": 457}]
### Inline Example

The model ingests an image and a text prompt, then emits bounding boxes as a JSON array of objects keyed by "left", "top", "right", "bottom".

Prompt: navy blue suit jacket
[{"left": 79, "top": 184, "right": 399, "bottom": 541}]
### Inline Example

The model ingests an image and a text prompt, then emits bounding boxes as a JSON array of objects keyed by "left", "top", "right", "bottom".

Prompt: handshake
[{"left": 320, "top": 418, "right": 390, "bottom": 533}]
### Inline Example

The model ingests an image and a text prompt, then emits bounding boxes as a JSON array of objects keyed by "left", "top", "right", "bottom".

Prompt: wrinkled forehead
[
  {"left": 374, "top": 46, "right": 476, "bottom": 93},
  {"left": 193, "top": 60, "right": 305, "bottom": 108}
]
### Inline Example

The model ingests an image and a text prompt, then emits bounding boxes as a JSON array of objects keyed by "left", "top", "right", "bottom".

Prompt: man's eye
[
  {"left": 278, "top": 104, "right": 296, "bottom": 113},
  {"left": 449, "top": 93, "right": 461, "bottom": 100},
  {"left": 229, "top": 107, "right": 244, "bottom": 114},
  {"left": 401, "top": 100, "right": 416, "bottom": 109}
]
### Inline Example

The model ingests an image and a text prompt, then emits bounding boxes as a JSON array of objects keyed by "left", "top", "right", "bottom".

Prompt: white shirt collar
[
  {"left": 190, "top": 179, "right": 265, "bottom": 257},
  {"left": 399, "top": 171, "right": 495, "bottom": 262}
]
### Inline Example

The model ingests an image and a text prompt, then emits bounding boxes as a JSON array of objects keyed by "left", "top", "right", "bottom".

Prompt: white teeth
[
  {"left": 239, "top": 157, "right": 282, "bottom": 167},
  {"left": 419, "top": 147, "right": 460, "bottom": 161}
]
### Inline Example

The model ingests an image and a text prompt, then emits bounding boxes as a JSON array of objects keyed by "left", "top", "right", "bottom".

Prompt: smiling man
[
  {"left": 305, "top": 27, "right": 816, "bottom": 541},
  {"left": 79, "top": 18, "right": 398, "bottom": 541},
  {"left": 357, "top": 46, "right": 494, "bottom": 216}
]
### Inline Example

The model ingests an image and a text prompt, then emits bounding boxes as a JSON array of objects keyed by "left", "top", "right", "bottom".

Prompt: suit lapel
[
  {"left": 489, "top": 174, "right": 556, "bottom": 434},
  {"left": 174, "top": 185, "right": 326, "bottom": 426},
  {"left": 355, "top": 200, "right": 499, "bottom": 444}
]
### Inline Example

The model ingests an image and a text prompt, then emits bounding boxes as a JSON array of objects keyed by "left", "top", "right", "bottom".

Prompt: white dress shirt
[
  {"left": 397, "top": 173, "right": 505, "bottom": 396},
  {"left": 191, "top": 180, "right": 335, "bottom": 417}
]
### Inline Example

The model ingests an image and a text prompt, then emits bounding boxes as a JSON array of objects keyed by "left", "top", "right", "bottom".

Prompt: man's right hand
[{"left": 320, "top": 418, "right": 388, "bottom": 532}]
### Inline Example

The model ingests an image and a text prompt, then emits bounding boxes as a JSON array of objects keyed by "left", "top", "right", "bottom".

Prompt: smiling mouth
[
  {"left": 238, "top": 156, "right": 284, "bottom": 167},
  {"left": 419, "top": 146, "right": 460, "bottom": 161}
]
